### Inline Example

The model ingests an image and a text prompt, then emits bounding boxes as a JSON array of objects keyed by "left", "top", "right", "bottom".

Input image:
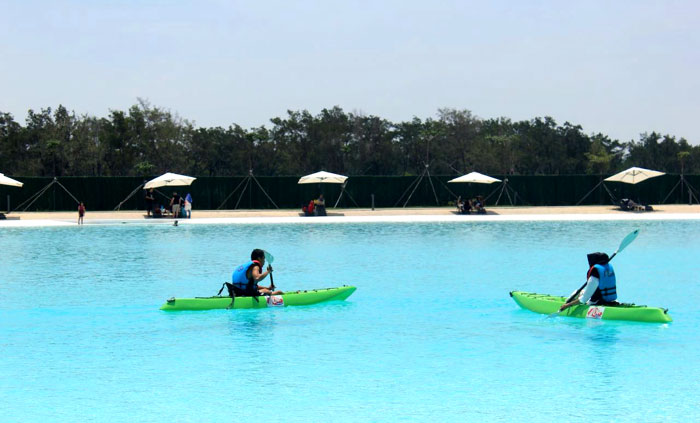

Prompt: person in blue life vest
[
  {"left": 559, "top": 252, "right": 619, "bottom": 312},
  {"left": 231, "top": 249, "right": 282, "bottom": 296}
]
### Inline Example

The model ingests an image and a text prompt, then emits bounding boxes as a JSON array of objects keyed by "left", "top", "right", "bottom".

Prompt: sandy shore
[{"left": 1, "top": 204, "right": 698, "bottom": 226}]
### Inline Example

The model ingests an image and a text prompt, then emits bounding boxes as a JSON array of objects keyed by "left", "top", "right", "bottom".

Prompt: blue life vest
[
  {"left": 592, "top": 263, "right": 617, "bottom": 302},
  {"left": 232, "top": 260, "right": 261, "bottom": 290}
]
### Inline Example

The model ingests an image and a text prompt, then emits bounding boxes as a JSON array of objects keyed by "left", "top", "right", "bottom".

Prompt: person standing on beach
[
  {"left": 169, "top": 192, "right": 181, "bottom": 218},
  {"left": 78, "top": 202, "right": 86, "bottom": 225},
  {"left": 145, "top": 189, "right": 155, "bottom": 217},
  {"left": 184, "top": 193, "right": 192, "bottom": 218}
]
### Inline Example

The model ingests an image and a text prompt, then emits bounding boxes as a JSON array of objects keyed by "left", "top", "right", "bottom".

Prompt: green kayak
[
  {"left": 160, "top": 285, "right": 356, "bottom": 311},
  {"left": 510, "top": 291, "right": 672, "bottom": 323}
]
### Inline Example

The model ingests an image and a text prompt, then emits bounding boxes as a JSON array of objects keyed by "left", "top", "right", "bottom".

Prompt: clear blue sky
[{"left": 1, "top": 0, "right": 698, "bottom": 143}]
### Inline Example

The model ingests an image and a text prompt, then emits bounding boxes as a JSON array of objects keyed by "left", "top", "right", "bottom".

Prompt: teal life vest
[
  {"left": 591, "top": 263, "right": 617, "bottom": 303},
  {"left": 232, "top": 260, "right": 261, "bottom": 290}
]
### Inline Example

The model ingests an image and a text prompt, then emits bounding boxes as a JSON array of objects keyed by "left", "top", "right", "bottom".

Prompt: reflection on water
[
  {"left": 584, "top": 320, "right": 620, "bottom": 343},
  {"left": 226, "top": 308, "right": 276, "bottom": 338}
]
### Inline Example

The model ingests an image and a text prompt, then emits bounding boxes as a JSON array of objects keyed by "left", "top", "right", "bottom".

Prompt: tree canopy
[{"left": 2, "top": 101, "right": 698, "bottom": 177}]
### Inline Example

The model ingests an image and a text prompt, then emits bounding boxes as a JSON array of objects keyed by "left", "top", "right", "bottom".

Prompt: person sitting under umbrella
[
  {"left": 472, "top": 196, "right": 486, "bottom": 214},
  {"left": 302, "top": 200, "right": 315, "bottom": 216},
  {"left": 314, "top": 194, "right": 327, "bottom": 216}
]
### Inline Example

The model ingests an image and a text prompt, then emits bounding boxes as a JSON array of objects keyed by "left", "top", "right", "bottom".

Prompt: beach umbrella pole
[
  {"left": 485, "top": 181, "right": 502, "bottom": 205},
  {"left": 332, "top": 182, "right": 360, "bottom": 208},
  {"left": 662, "top": 174, "right": 700, "bottom": 205},
  {"left": 218, "top": 171, "right": 278, "bottom": 210},
  {"left": 576, "top": 179, "right": 604, "bottom": 205},
  {"left": 401, "top": 168, "right": 427, "bottom": 207},
  {"left": 394, "top": 168, "right": 425, "bottom": 207},
  {"left": 217, "top": 177, "right": 248, "bottom": 209},
  {"left": 234, "top": 177, "right": 252, "bottom": 209},
  {"left": 250, "top": 172, "right": 279, "bottom": 209},
  {"left": 333, "top": 182, "right": 347, "bottom": 208},
  {"left": 426, "top": 166, "right": 440, "bottom": 206},
  {"left": 15, "top": 179, "right": 55, "bottom": 211},
  {"left": 15, "top": 178, "right": 80, "bottom": 212},
  {"left": 486, "top": 179, "right": 517, "bottom": 206},
  {"left": 396, "top": 164, "right": 440, "bottom": 207},
  {"left": 113, "top": 182, "right": 145, "bottom": 211}
]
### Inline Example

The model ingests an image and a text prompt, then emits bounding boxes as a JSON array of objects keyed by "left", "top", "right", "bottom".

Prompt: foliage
[{"left": 1, "top": 103, "right": 699, "bottom": 177}]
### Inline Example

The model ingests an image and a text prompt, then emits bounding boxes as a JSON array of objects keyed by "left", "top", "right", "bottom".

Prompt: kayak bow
[
  {"left": 510, "top": 291, "right": 672, "bottom": 323},
  {"left": 161, "top": 285, "right": 356, "bottom": 311}
]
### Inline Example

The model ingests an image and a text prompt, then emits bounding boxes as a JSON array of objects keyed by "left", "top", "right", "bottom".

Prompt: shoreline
[{"left": 2, "top": 205, "right": 699, "bottom": 227}]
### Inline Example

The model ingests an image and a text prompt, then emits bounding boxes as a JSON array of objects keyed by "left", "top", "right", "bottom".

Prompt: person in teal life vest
[
  {"left": 559, "top": 252, "right": 618, "bottom": 312},
  {"left": 232, "top": 249, "right": 282, "bottom": 296}
]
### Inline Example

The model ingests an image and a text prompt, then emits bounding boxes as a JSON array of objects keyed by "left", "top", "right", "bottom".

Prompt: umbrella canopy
[
  {"left": 144, "top": 172, "right": 196, "bottom": 189},
  {"left": 604, "top": 167, "right": 665, "bottom": 184},
  {"left": 297, "top": 171, "right": 348, "bottom": 184},
  {"left": 448, "top": 171, "right": 501, "bottom": 184},
  {"left": 0, "top": 173, "right": 23, "bottom": 187}
]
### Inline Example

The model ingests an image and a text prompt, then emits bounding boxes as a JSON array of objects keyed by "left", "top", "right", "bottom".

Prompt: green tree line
[{"left": 2, "top": 100, "right": 699, "bottom": 177}]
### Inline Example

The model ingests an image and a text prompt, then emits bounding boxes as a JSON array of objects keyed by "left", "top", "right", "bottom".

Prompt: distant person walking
[
  {"left": 145, "top": 189, "right": 155, "bottom": 217},
  {"left": 78, "top": 202, "right": 86, "bottom": 225},
  {"left": 184, "top": 193, "right": 192, "bottom": 218},
  {"left": 170, "top": 192, "right": 181, "bottom": 218}
]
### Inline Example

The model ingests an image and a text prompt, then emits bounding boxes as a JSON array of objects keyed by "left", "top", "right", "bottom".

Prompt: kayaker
[
  {"left": 232, "top": 248, "right": 282, "bottom": 296},
  {"left": 559, "top": 252, "right": 618, "bottom": 312}
]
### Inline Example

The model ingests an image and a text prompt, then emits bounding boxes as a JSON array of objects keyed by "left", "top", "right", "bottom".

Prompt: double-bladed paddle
[{"left": 264, "top": 250, "right": 276, "bottom": 290}]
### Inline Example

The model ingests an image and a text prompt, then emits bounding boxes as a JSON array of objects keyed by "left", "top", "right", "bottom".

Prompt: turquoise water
[{"left": 2, "top": 220, "right": 699, "bottom": 422}]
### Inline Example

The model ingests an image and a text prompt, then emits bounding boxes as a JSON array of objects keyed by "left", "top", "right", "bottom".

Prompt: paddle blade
[
  {"left": 615, "top": 229, "right": 640, "bottom": 255},
  {"left": 264, "top": 250, "right": 275, "bottom": 264}
]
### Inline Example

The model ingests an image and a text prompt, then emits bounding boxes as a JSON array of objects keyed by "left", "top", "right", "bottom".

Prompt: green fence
[{"left": 1, "top": 174, "right": 699, "bottom": 212}]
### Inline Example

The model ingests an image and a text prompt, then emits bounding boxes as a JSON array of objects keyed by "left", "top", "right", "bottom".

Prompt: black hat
[{"left": 587, "top": 252, "right": 609, "bottom": 267}]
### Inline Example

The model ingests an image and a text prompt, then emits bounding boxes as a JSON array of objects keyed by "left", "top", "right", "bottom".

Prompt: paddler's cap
[{"left": 587, "top": 252, "right": 609, "bottom": 267}]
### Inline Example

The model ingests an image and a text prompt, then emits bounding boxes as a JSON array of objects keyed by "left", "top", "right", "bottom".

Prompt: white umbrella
[
  {"left": 144, "top": 172, "right": 196, "bottom": 189},
  {"left": 0, "top": 173, "right": 23, "bottom": 187},
  {"left": 448, "top": 171, "right": 501, "bottom": 184},
  {"left": 297, "top": 171, "right": 348, "bottom": 184},
  {"left": 604, "top": 167, "right": 665, "bottom": 184}
]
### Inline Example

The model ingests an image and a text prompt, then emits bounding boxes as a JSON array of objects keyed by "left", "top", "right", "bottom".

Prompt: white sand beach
[{"left": 2, "top": 205, "right": 699, "bottom": 227}]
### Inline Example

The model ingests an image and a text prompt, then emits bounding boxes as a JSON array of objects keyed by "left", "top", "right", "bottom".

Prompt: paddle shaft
[
  {"left": 549, "top": 251, "right": 621, "bottom": 318},
  {"left": 563, "top": 229, "right": 639, "bottom": 305},
  {"left": 565, "top": 251, "right": 619, "bottom": 303},
  {"left": 264, "top": 250, "right": 275, "bottom": 289}
]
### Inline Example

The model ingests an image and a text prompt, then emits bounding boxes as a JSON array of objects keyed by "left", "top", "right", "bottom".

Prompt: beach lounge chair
[{"left": 619, "top": 198, "right": 653, "bottom": 212}]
